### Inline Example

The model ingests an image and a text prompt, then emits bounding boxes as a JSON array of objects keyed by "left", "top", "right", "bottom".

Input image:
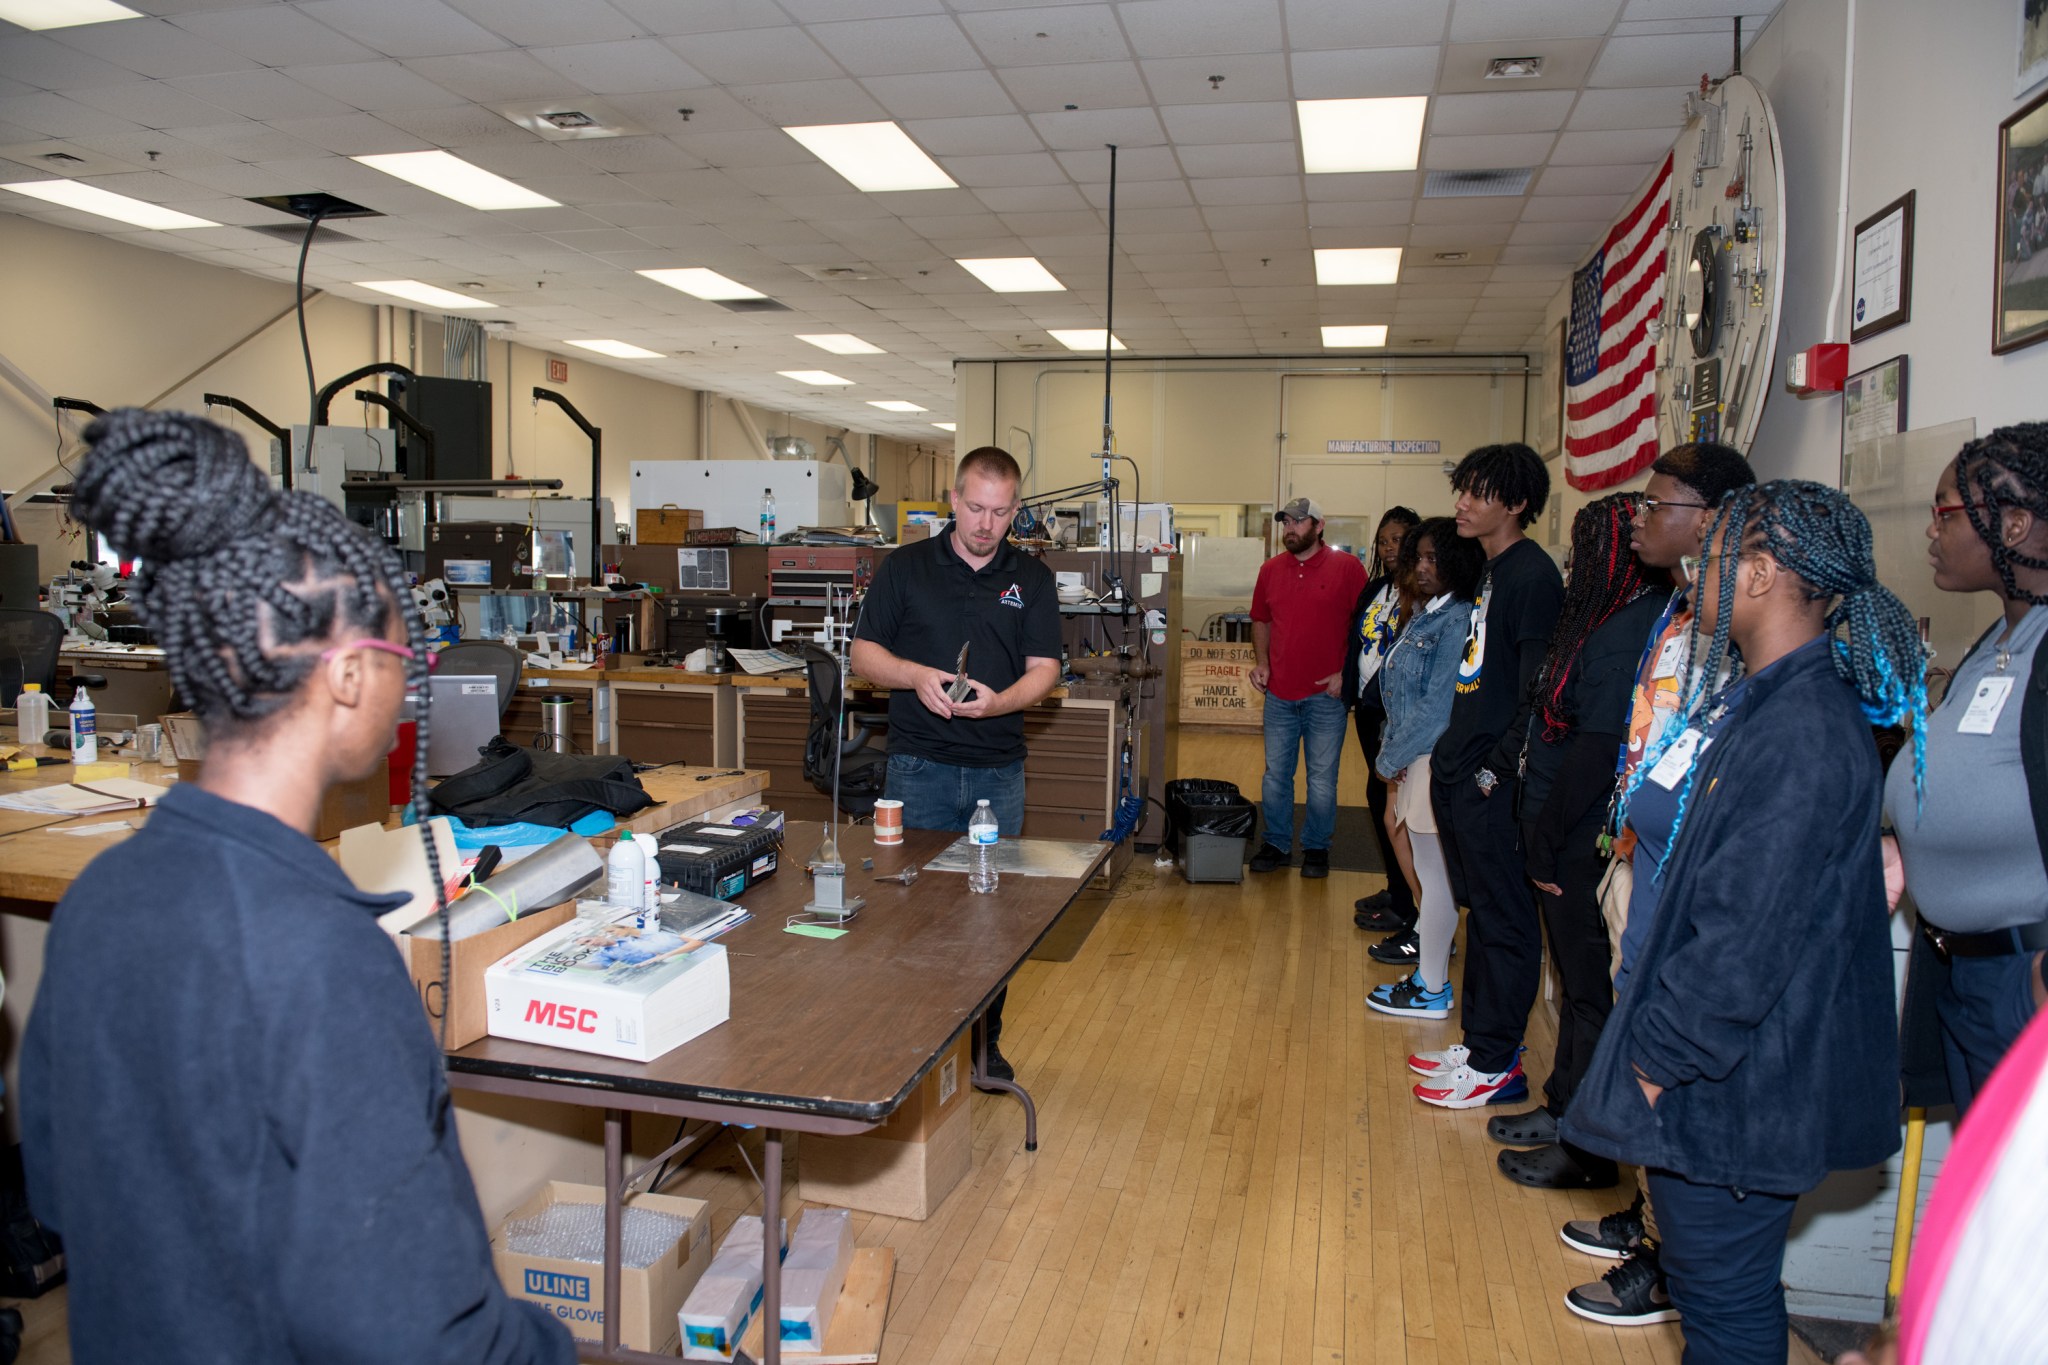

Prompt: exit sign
[{"left": 547, "top": 357, "right": 569, "bottom": 384}]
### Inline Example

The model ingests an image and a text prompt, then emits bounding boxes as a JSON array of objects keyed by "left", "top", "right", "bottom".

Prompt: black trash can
[{"left": 1165, "top": 778, "right": 1258, "bottom": 884}]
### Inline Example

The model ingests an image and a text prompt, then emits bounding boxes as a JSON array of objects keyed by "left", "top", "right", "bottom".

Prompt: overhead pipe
[
  {"left": 314, "top": 362, "right": 415, "bottom": 427},
  {"left": 531, "top": 387, "right": 602, "bottom": 583}
]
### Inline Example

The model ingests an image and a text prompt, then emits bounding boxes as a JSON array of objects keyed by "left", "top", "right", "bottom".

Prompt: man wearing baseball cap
[{"left": 1248, "top": 497, "right": 1367, "bottom": 877}]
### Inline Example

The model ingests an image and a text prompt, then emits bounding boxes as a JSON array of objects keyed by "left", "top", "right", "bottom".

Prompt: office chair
[
  {"left": 0, "top": 609, "right": 64, "bottom": 708},
  {"left": 434, "top": 640, "right": 521, "bottom": 717},
  {"left": 800, "top": 646, "right": 888, "bottom": 817}
]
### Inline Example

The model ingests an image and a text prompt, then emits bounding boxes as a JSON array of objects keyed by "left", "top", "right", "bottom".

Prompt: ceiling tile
[
  {"left": 269, "top": 112, "right": 428, "bottom": 156},
  {"left": 377, "top": 104, "right": 542, "bottom": 147},
  {"left": 861, "top": 69, "right": 1019, "bottom": 119},
  {"left": 1546, "top": 127, "right": 1672, "bottom": 164},
  {"left": 1139, "top": 54, "right": 1290, "bottom": 103},
  {"left": 1423, "top": 132, "right": 1555, "bottom": 170},
  {"left": 1438, "top": 37, "right": 1599, "bottom": 94},
  {"left": 1429, "top": 89, "right": 1577, "bottom": 136},
  {"left": 296, "top": 0, "right": 511, "bottom": 60},
  {"left": 571, "top": 136, "right": 709, "bottom": 173},
  {"left": 1200, "top": 203, "right": 1305, "bottom": 230},
  {"left": 606, "top": 0, "right": 795, "bottom": 37},
  {"left": 161, "top": 7, "right": 375, "bottom": 68},
  {"left": 1532, "top": 162, "right": 1656, "bottom": 194},
  {"left": 1307, "top": 199, "right": 1416, "bottom": 227},
  {"left": 1509, "top": 218, "right": 1605, "bottom": 244},
  {"left": 1566, "top": 84, "right": 1689, "bottom": 131},
  {"left": 441, "top": 0, "right": 642, "bottom": 45},
  {"left": 1074, "top": 173, "right": 1191, "bottom": 205},
  {"left": 529, "top": 40, "right": 712, "bottom": 94},
  {"left": 48, "top": 19, "right": 262, "bottom": 81},
  {"left": 664, "top": 27, "right": 842, "bottom": 85},
  {"left": 1175, "top": 142, "right": 1295, "bottom": 178},
  {"left": 1520, "top": 192, "right": 1625, "bottom": 221},
  {"left": 673, "top": 127, "right": 813, "bottom": 166},
  {"left": 1404, "top": 221, "right": 1512, "bottom": 247},
  {"left": 0, "top": 34, "right": 152, "bottom": 91},
  {"left": 903, "top": 113, "right": 1043, "bottom": 155},
  {"left": 1106, "top": 205, "right": 1206, "bottom": 232},
  {"left": 67, "top": 79, "right": 239, "bottom": 130},
  {"left": 1116, "top": 0, "right": 1283, "bottom": 59},
  {"left": 398, "top": 51, "right": 581, "bottom": 104},
  {"left": 1282, "top": 0, "right": 1449, "bottom": 49},
  {"left": 280, "top": 61, "right": 470, "bottom": 114},
  {"left": 954, "top": 5, "right": 1126, "bottom": 66},
  {"left": 1025, "top": 106, "right": 1164, "bottom": 151},
  {"left": 1588, "top": 31, "right": 1739, "bottom": 87},
  {"left": 1190, "top": 174, "right": 1301, "bottom": 207},
  {"left": 808, "top": 15, "right": 984, "bottom": 76},
  {"left": 1303, "top": 170, "right": 1418, "bottom": 201},
  {"left": 1622, "top": 0, "right": 1780, "bottom": 18},
  {"left": 1289, "top": 46, "right": 1439, "bottom": 100},
  {"left": 169, "top": 120, "right": 328, "bottom": 162},
  {"left": 608, "top": 88, "right": 769, "bottom": 134},
  {"left": 995, "top": 60, "right": 1144, "bottom": 114},
  {"left": 1447, "top": 0, "right": 1626, "bottom": 42},
  {"left": 978, "top": 182, "right": 1096, "bottom": 211},
  {"left": 723, "top": 161, "right": 849, "bottom": 195},
  {"left": 1412, "top": 196, "right": 1527, "bottom": 224},
  {"left": 0, "top": 91, "right": 147, "bottom": 138},
  {"left": 1157, "top": 100, "right": 1294, "bottom": 145},
  {"left": 725, "top": 78, "right": 888, "bottom": 124}
]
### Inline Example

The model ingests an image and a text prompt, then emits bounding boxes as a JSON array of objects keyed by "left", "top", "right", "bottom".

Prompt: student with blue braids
[{"left": 1561, "top": 480, "right": 1921, "bottom": 1365}]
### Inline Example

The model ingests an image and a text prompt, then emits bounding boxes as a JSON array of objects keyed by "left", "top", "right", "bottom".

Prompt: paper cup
[{"left": 873, "top": 799, "right": 904, "bottom": 845}]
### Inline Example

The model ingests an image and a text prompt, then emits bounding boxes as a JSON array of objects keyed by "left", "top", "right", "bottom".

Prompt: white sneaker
[
  {"left": 1407, "top": 1043, "right": 1470, "bottom": 1077},
  {"left": 1413, "top": 1056, "right": 1530, "bottom": 1110}
]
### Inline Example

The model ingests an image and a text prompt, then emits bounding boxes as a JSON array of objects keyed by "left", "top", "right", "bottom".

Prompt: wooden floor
[{"left": 13, "top": 841, "right": 1682, "bottom": 1365}]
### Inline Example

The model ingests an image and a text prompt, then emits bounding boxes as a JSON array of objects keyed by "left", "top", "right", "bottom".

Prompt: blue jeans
[
  {"left": 1937, "top": 951, "right": 2042, "bottom": 1114},
  {"left": 1646, "top": 1170, "right": 1799, "bottom": 1365},
  {"left": 885, "top": 753, "right": 1025, "bottom": 835},
  {"left": 1260, "top": 692, "right": 1348, "bottom": 853}
]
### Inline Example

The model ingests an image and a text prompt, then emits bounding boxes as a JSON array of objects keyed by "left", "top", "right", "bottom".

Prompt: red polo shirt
[{"left": 1250, "top": 543, "right": 1367, "bottom": 701}]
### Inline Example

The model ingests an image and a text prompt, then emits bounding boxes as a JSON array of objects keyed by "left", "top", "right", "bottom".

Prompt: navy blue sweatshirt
[{"left": 20, "top": 784, "right": 573, "bottom": 1364}]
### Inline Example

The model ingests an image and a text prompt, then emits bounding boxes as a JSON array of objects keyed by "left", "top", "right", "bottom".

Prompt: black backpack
[{"left": 427, "top": 736, "right": 654, "bottom": 828}]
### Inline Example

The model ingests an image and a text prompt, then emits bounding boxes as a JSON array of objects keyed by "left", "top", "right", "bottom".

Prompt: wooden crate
[
  {"left": 636, "top": 505, "right": 703, "bottom": 544},
  {"left": 1178, "top": 641, "right": 1262, "bottom": 731}
]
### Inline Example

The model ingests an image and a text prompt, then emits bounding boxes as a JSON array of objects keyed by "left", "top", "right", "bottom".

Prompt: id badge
[
  {"left": 1652, "top": 634, "right": 1686, "bottom": 680},
  {"left": 1647, "top": 728, "right": 1704, "bottom": 790},
  {"left": 1958, "top": 676, "right": 2015, "bottom": 735}
]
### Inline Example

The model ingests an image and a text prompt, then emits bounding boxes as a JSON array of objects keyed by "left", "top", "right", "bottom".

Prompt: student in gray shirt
[{"left": 1885, "top": 424, "right": 2048, "bottom": 1112}]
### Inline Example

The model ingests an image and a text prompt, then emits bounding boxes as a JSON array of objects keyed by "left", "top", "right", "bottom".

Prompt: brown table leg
[
  {"left": 763, "top": 1129, "right": 783, "bottom": 1365},
  {"left": 604, "top": 1108, "right": 624, "bottom": 1358},
  {"left": 972, "top": 1016, "right": 1037, "bottom": 1151}
]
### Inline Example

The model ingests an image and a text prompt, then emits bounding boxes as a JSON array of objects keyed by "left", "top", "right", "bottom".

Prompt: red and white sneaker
[
  {"left": 1413, "top": 1054, "right": 1529, "bottom": 1110},
  {"left": 1408, "top": 1043, "right": 1470, "bottom": 1077}
]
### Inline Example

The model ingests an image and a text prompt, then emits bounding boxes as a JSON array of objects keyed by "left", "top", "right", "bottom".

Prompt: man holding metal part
[{"left": 851, "top": 445, "right": 1061, "bottom": 1083}]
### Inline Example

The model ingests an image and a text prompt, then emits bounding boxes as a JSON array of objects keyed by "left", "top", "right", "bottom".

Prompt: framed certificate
[
  {"left": 1842, "top": 355, "right": 1908, "bottom": 458},
  {"left": 1851, "top": 191, "right": 1914, "bottom": 343}
]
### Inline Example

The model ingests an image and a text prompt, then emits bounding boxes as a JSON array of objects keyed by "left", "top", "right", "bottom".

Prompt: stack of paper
[{"left": 0, "top": 779, "right": 170, "bottom": 816}]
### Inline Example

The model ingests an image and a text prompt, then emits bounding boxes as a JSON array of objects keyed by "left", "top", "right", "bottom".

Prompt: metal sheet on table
[{"left": 924, "top": 836, "right": 1106, "bottom": 878}]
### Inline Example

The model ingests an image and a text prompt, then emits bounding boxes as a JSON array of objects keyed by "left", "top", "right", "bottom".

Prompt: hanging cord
[{"left": 295, "top": 208, "right": 331, "bottom": 440}]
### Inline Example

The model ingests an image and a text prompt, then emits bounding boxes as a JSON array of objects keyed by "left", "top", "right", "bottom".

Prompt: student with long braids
[
  {"left": 1886, "top": 424, "right": 2048, "bottom": 1114},
  {"left": 1345, "top": 506, "right": 1424, "bottom": 935},
  {"left": 1488, "top": 492, "right": 1668, "bottom": 1192},
  {"left": 19, "top": 411, "right": 573, "bottom": 1364},
  {"left": 1561, "top": 480, "right": 1920, "bottom": 1365}
]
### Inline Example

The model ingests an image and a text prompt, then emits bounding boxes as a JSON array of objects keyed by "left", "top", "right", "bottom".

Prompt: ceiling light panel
[
  {"left": 778, "top": 370, "right": 853, "bottom": 385},
  {"left": 956, "top": 256, "right": 1066, "bottom": 292},
  {"left": 351, "top": 151, "right": 558, "bottom": 211},
  {"left": 1314, "top": 247, "right": 1404, "bottom": 286},
  {"left": 1047, "top": 329, "right": 1126, "bottom": 352},
  {"left": 0, "top": 179, "right": 216, "bottom": 229},
  {"left": 637, "top": 268, "right": 766, "bottom": 301},
  {"left": 1321, "top": 325, "right": 1389, "bottom": 347},
  {"left": 1297, "top": 97, "right": 1430, "bottom": 175},
  {"left": 932, "top": 422, "right": 956, "bottom": 431},
  {"left": 357, "top": 280, "right": 500, "bottom": 311},
  {"left": 797, "top": 333, "right": 885, "bottom": 354},
  {"left": 868, "top": 400, "right": 927, "bottom": 412},
  {"left": 565, "top": 339, "right": 662, "bottom": 359},
  {"left": 0, "top": 0, "right": 140, "bottom": 28},
  {"left": 783, "top": 121, "right": 956, "bottom": 193}
]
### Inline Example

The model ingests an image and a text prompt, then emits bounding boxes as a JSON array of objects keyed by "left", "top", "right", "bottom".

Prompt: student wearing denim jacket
[{"left": 1366, "top": 518, "right": 1488, "bottom": 1019}]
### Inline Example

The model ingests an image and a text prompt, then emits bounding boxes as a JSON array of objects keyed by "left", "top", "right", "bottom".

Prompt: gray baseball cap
[{"left": 1274, "top": 497, "right": 1324, "bottom": 523}]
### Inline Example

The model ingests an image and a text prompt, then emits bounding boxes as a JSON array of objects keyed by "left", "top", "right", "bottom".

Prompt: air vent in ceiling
[
  {"left": 246, "top": 191, "right": 380, "bottom": 221},
  {"left": 796, "top": 263, "right": 884, "bottom": 283},
  {"left": 716, "top": 298, "right": 792, "bottom": 313},
  {"left": 1422, "top": 167, "right": 1534, "bottom": 198},
  {"left": 492, "top": 98, "right": 646, "bottom": 142}
]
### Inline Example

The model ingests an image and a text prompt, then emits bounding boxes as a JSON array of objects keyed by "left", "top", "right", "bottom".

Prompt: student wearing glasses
[
  {"left": 20, "top": 411, "right": 573, "bottom": 1365},
  {"left": 1885, "top": 425, "right": 2048, "bottom": 1115}
]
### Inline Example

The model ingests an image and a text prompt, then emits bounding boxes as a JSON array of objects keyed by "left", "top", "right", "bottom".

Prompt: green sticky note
[{"left": 784, "top": 923, "right": 848, "bottom": 940}]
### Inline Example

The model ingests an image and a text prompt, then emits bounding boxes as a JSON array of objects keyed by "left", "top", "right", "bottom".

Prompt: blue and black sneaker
[{"left": 1367, "top": 973, "right": 1454, "bottom": 1020}]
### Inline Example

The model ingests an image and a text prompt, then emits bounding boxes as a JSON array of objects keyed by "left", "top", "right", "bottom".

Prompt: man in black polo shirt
[{"left": 851, "top": 445, "right": 1061, "bottom": 1082}]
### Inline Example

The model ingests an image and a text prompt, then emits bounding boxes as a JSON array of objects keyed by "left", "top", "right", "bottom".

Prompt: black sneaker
[
  {"left": 1354, "top": 890, "right": 1393, "bottom": 913},
  {"left": 1248, "top": 843, "right": 1288, "bottom": 873},
  {"left": 1560, "top": 1190, "right": 1647, "bottom": 1259},
  {"left": 1563, "top": 1244, "right": 1677, "bottom": 1326},
  {"left": 1354, "top": 903, "right": 1407, "bottom": 932},
  {"left": 1368, "top": 928, "right": 1419, "bottom": 964},
  {"left": 1300, "top": 849, "right": 1329, "bottom": 879}
]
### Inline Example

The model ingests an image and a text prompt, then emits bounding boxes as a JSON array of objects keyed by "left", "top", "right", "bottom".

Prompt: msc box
[
  {"left": 798, "top": 1034, "right": 971, "bottom": 1220},
  {"left": 494, "top": 1181, "right": 711, "bottom": 1356},
  {"left": 402, "top": 902, "right": 575, "bottom": 1050}
]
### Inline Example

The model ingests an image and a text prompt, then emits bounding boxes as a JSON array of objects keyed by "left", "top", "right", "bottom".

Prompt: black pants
[
  {"left": 1351, "top": 704, "right": 1416, "bottom": 923},
  {"left": 1433, "top": 770, "right": 1543, "bottom": 1074},
  {"left": 1523, "top": 814, "right": 1614, "bottom": 1115}
]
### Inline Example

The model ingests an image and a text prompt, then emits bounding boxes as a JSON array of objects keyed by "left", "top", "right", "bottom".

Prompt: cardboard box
[
  {"left": 405, "top": 901, "right": 575, "bottom": 1050},
  {"left": 314, "top": 768, "right": 390, "bottom": 842},
  {"left": 798, "top": 1035, "right": 972, "bottom": 1220},
  {"left": 495, "top": 1181, "right": 711, "bottom": 1356},
  {"left": 637, "top": 506, "right": 704, "bottom": 544}
]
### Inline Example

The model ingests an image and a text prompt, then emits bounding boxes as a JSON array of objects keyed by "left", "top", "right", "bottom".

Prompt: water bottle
[
  {"left": 16, "top": 684, "right": 48, "bottom": 746},
  {"left": 633, "top": 833, "right": 661, "bottom": 911},
  {"left": 606, "top": 837, "right": 644, "bottom": 908},
  {"left": 68, "top": 685, "right": 96, "bottom": 766},
  {"left": 759, "top": 487, "right": 777, "bottom": 544},
  {"left": 968, "top": 799, "right": 999, "bottom": 894}
]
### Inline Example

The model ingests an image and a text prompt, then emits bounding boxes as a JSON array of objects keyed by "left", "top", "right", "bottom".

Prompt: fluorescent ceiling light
[
  {"left": 1321, "top": 325, "right": 1389, "bottom": 348},
  {"left": 1314, "top": 247, "right": 1404, "bottom": 286},
  {"left": 356, "top": 280, "right": 500, "bottom": 311},
  {"left": 0, "top": 0, "right": 142, "bottom": 29},
  {"left": 932, "top": 423, "right": 957, "bottom": 432},
  {"left": 1297, "top": 97, "right": 1429, "bottom": 175},
  {"left": 351, "top": 151, "right": 558, "bottom": 211},
  {"left": 957, "top": 257, "right": 1066, "bottom": 293},
  {"left": 637, "top": 267, "right": 765, "bottom": 301},
  {"left": 778, "top": 370, "right": 853, "bottom": 386},
  {"left": 797, "top": 333, "right": 884, "bottom": 355},
  {"left": 565, "top": 339, "right": 661, "bottom": 359},
  {"left": 1047, "top": 329, "right": 1126, "bottom": 352},
  {"left": 1, "top": 179, "right": 215, "bottom": 229},
  {"left": 783, "top": 121, "right": 956, "bottom": 193},
  {"left": 868, "top": 400, "right": 927, "bottom": 413}
]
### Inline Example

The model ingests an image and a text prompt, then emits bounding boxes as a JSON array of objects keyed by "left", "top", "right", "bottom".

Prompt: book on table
[
  {"left": 0, "top": 779, "right": 172, "bottom": 816},
  {"left": 483, "top": 902, "right": 731, "bottom": 1063}
]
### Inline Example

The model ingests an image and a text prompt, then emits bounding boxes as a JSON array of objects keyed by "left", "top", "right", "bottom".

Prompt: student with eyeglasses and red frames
[{"left": 18, "top": 410, "right": 572, "bottom": 1365}]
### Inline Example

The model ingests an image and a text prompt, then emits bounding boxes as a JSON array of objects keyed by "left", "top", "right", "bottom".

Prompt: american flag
[{"left": 1565, "top": 155, "right": 1673, "bottom": 492}]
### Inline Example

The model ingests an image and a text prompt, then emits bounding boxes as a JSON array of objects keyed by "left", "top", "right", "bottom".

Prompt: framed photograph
[
  {"left": 1996, "top": 89, "right": 2048, "bottom": 353},
  {"left": 2022, "top": 0, "right": 2048, "bottom": 97},
  {"left": 1842, "top": 355, "right": 1908, "bottom": 456},
  {"left": 1851, "top": 191, "right": 1913, "bottom": 342}
]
